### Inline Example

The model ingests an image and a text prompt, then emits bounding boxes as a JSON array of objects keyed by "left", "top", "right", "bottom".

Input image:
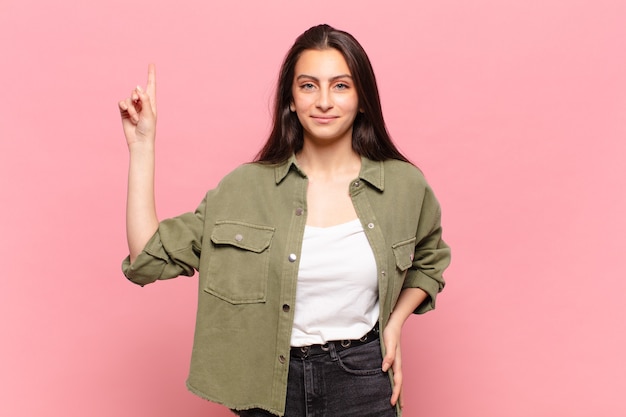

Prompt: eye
[
  {"left": 334, "top": 82, "right": 350, "bottom": 90},
  {"left": 300, "top": 82, "right": 316, "bottom": 90}
]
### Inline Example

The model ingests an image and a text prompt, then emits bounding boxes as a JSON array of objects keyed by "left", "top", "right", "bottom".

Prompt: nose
[{"left": 316, "top": 87, "right": 333, "bottom": 111}]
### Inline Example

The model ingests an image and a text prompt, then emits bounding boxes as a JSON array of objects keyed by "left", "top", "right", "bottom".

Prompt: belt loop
[
  {"left": 300, "top": 346, "right": 310, "bottom": 358},
  {"left": 328, "top": 342, "right": 339, "bottom": 361}
]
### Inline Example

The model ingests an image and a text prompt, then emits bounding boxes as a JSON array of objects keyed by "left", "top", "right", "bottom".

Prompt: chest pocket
[
  {"left": 386, "top": 237, "right": 417, "bottom": 307},
  {"left": 392, "top": 237, "right": 416, "bottom": 272},
  {"left": 204, "top": 221, "right": 275, "bottom": 304}
]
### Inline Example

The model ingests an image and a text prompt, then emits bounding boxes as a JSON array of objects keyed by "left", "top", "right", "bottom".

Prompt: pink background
[{"left": 1, "top": 0, "right": 625, "bottom": 416}]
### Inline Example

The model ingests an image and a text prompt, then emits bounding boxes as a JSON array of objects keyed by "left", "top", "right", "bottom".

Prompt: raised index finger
[{"left": 146, "top": 63, "right": 156, "bottom": 98}]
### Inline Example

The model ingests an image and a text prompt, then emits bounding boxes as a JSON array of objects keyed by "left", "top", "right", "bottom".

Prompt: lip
[{"left": 310, "top": 115, "right": 338, "bottom": 124}]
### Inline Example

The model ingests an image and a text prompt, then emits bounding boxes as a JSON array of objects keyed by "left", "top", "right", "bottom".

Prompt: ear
[{"left": 290, "top": 102, "right": 296, "bottom": 112}]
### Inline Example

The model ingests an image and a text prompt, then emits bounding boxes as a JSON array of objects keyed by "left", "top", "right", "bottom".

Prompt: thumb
[{"left": 381, "top": 347, "right": 395, "bottom": 372}]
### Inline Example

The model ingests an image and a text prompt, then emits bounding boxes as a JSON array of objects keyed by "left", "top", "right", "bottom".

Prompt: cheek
[
  {"left": 292, "top": 95, "right": 310, "bottom": 112},
  {"left": 338, "top": 94, "right": 359, "bottom": 112},
  {"left": 293, "top": 108, "right": 308, "bottom": 127}
]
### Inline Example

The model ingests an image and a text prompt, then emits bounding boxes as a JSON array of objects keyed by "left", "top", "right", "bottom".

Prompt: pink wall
[{"left": 1, "top": 0, "right": 625, "bottom": 416}]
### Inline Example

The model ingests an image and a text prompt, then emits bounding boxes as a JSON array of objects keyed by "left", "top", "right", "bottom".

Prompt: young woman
[{"left": 119, "top": 24, "right": 450, "bottom": 417}]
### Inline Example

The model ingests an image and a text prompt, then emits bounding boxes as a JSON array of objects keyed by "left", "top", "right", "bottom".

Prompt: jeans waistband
[{"left": 290, "top": 324, "right": 380, "bottom": 359}]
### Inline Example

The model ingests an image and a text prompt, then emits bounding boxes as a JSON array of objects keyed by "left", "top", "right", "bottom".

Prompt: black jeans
[{"left": 239, "top": 338, "right": 396, "bottom": 417}]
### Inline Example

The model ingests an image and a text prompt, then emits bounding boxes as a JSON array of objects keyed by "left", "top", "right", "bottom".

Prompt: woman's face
[{"left": 290, "top": 48, "right": 360, "bottom": 147}]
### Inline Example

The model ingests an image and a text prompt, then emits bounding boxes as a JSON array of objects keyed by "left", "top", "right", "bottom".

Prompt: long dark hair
[{"left": 254, "top": 24, "right": 409, "bottom": 164}]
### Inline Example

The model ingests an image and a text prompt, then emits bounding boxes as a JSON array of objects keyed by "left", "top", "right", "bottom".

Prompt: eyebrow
[{"left": 296, "top": 74, "right": 353, "bottom": 82}]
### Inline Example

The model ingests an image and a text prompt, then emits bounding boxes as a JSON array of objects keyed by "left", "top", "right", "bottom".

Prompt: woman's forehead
[{"left": 294, "top": 49, "right": 351, "bottom": 78}]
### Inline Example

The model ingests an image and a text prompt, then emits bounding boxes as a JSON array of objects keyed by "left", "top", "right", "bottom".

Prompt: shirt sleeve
[
  {"left": 121, "top": 195, "right": 207, "bottom": 286},
  {"left": 403, "top": 185, "right": 451, "bottom": 314}
]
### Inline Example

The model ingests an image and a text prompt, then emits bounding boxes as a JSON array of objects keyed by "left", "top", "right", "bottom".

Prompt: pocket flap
[
  {"left": 211, "top": 221, "right": 275, "bottom": 253},
  {"left": 392, "top": 237, "right": 417, "bottom": 271}
]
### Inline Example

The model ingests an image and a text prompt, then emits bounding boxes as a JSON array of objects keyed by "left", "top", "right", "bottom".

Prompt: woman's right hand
[
  {"left": 118, "top": 64, "right": 157, "bottom": 146},
  {"left": 120, "top": 64, "right": 160, "bottom": 263}
]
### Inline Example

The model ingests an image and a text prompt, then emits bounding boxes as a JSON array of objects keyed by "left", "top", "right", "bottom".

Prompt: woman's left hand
[
  {"left": 381, "top": 287, "right": 428, "bottom": 409},
  {"left": 381, "top": 321, "right": 403, "bottom": 408}
]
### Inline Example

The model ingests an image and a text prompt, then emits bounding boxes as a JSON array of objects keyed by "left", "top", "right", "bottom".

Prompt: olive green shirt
[{"left": 122, "top": 155, "right": 450, "bottom": 416}]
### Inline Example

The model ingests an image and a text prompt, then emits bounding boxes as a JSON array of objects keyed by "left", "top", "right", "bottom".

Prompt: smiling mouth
[{"left": 311, "top": 116, "right": 338, "bottom": 123}]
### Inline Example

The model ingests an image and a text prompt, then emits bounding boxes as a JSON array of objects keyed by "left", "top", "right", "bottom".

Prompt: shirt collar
[
  {"left": 274, "top": 154, "right": 306, "bottom": 184},
  {"left": 274, "top": 154, "right": 385, "bottom": 192},
  {"left": 358, "top": 156, "right": 385, "bottom": 191}
]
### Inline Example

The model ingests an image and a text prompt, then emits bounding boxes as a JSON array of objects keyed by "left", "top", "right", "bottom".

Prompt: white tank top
[{"left": 290, "top": 219, "right": 379, "bottom": 347}]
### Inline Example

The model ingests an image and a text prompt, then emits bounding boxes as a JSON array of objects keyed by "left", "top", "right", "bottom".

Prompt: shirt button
[
  {"left": 234, "top": 234, "right": 243, "bottom": 242},
  {"left": 367, "top": 223, "right": 375, "bottom": 229},
  {"left": 282, "top": 304, "right": 290, "bottom": 312},
  {"left": 295, "top": 207, "right": 304, "bottom": 216},
  {"left": 279, "top": 355, "right": 286, "bottom": 364},
  {"left": 353, "top": 180, "right": 360, "bottom": 187},
  {"left": 288, "top": 253, "right": 297, "bottom": 262}
]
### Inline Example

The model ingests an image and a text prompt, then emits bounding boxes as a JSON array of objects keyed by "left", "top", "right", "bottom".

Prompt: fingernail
[{"left": 136, "top": 85, "right": 143, "bottom": 93}]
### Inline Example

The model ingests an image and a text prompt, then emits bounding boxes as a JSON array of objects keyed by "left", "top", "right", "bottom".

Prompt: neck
[{"left": 296, "top": 141, "right": 361, "bottom": 179}]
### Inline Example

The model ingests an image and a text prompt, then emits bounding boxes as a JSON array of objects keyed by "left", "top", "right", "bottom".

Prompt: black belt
[{"left": 290, "top": 324, "right": 379, "bottom": 358}]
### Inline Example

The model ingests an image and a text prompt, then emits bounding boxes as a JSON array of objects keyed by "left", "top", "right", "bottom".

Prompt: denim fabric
[{"left": 239, "top": 338, "right": 396, "bottom": 417}]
